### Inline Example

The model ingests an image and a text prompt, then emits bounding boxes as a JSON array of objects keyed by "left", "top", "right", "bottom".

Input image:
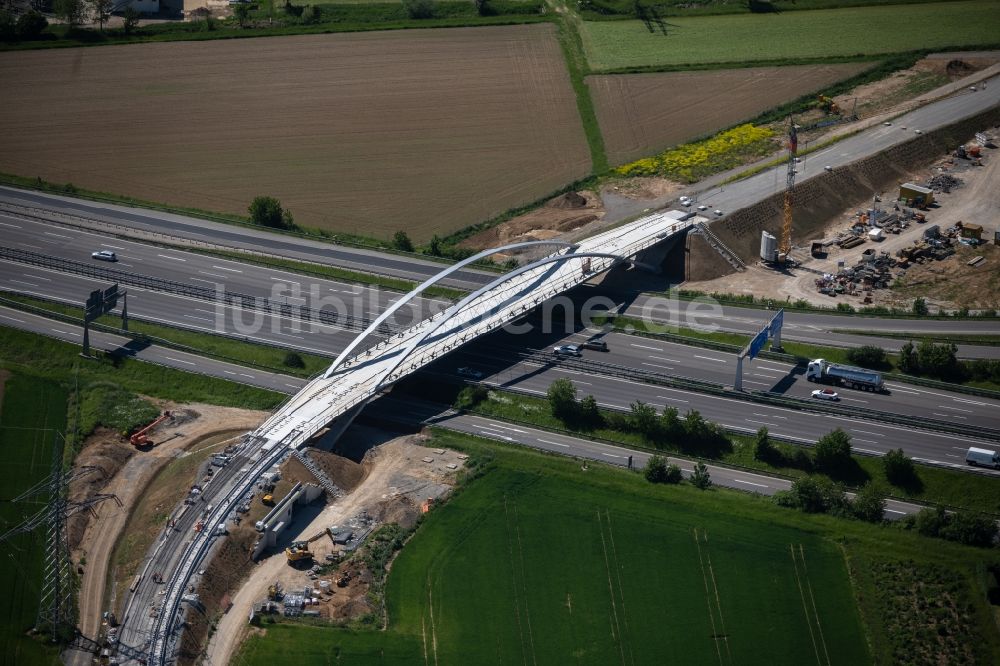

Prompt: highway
[{"left": 4, "top": 303, "right": 998, "bottom": 474}]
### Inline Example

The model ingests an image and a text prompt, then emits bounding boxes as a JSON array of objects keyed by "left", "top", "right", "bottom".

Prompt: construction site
[{"left": 683, "top": 95, "right": 1000, "bottom": 312}]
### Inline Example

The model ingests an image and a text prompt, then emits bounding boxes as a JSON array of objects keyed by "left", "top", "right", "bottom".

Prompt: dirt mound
[
  {"left": 280, "top": 455, "right": 317, "bottom": 487},
  {"left": 945, "top": 59, "right": 976, "bottom": 79},
  {"left": 307, "top": 449, "right": 367, "bottom": 493},
  {"left": 374, "top": 495, "right": 421, "bottom": 530},
  {"left": 67, "top": 428, "right": 135, "bottom": 549},
  {"left": 458, "top": 189, "right": 603, "bottom": 251}
]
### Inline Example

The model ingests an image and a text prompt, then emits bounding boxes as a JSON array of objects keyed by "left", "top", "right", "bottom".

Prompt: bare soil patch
[
  {"left": 0, "top": 25, "right": 590, "bottom": 243},
  {"left": 459, "top": 190, "right": 604, "bottom": 252},
  {"left": 588, "top": 62, "right": 871, "bottom": 166},
  {"left": 203, "top": 431, "right": 463, "bottom": 666}
]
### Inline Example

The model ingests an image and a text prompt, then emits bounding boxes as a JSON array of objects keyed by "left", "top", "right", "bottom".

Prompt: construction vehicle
[
  {"left": 130, "top": 411, "right": 172, "bottom": 447},
  {"left": 806, "top": 359, "right": 885, "bottom": 393},
  {"left": 261, "top": 494, "right": 275, "bottom": 506},
  {"left": 777, "top": 116, "right": 797, "bottom": 264},
  {"left": 285, "top": 541, "right": 312, "bottom": 565},
  {"left": 336, "top": 571, "right": 351, "bottom": 588},
  {"left": 268, "top": 582, "right": 284, "bottom": 600}
]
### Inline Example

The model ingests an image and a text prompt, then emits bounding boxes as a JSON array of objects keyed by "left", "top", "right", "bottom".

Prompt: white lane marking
[
  {"left": 271, "top": 332, "right": 305, "bottom": 340},
  {"left": 21, "top": 274, "right": 51, "bottom": 281},
  {"left": 211, "top": 265, "right": 243, "bottom": 273},
  {"left": 164, "top": 356, "right": 196, "bottom": 366},
  {"left": 887, "top": 387, "right": 919, "bottom": 395},
  {"left": 752, "top": 374, "right": 779, "bottom": 379},
  {"left": 853, "top": 438, "right": 878, "bottom": 444},
  {"left": 851, "top": 429, "right": 884, "bottom": 437},
  {"left": 118, "top": 262, "right": 133, "bottom": 267},
  {"left": 184, "top": 315, "right": 212, "bottom": 322},
  {"left": 44, "top": 231, "right": 72, "bottom": 239},
  {"left": 747, "top": 419, "right": 782, "bottom": 428},
  {"left": 642, "top": 362, "right": 673, "bottom": 370},
  {"left": 952, "top": 397, "right": 989, "bottom": 406},
  {"left": 855, "top": 447, "right": 882, "bottom": 454},
  {"left": 197, "top": 271, "right": 228, "bottom": 279},
  {"left": 734, "top": 479, "right": 768, "bottom": 488},
  {"left": 755, "top": 366, "right": 786, "bottom": 373},
  {"left": 934, "top": 413, "right": 966, "bottom": 420},
  {"left": 650, "top": 355, "right": 680, "bottom": 363},
  {"left": 100, "top": 244, "right": 125, "bottom": 250},
  {"left": 840, "top": 397, "right": 869, "bottom": 404},
  {"left": 937, "top": 405, "right": 974, "bottom": 413},
  {"left": 0, "top": 221, "right": 21, "bottom": 228},
  {"left": 538, "top": 438, "right": 570, "bottom": 448},
  {"left": 694, "top": 355, "right": 727, "bottom": 363},
  {"left": 285, "top": 384, "right": 301, "bottom": 389},
  {"left": 742, "top": 380, "right": 769, "bottom": 386},
  {"left": 573, "top": 380, "right": 592, "bottom": 386},
  {"left": 19, "top": 243, "right": 42, "bottom": 249},
  {"left": 224, "top": 370, "right": 237, "bottom": 375},
  {"left": 885, "top": 509, "right": 906, "bottom": 515},
  {"left": 270, "top": 277, "right": 301, "bottom": 284},
  {"left": 239, "top": 373, "right": 255, "bottom": 379},
  {"left": 631, "top": 343, "right": 662, "bottom": 351},
  {"left": 488, "top": 423, "right": 527, "bottom": 434},
  {"left": 9, "top": 279, "right": 39, "bottom": 287},
  {"left": 945, "top": 453, "right": 961, "bottom": 458},
  {"left": 753, "top": 413, "right": 787, "bottom": 419},
  {"left": 658, "top": 395, "right": 688, "bottom": 403},
  {"left": 603, "top": 453, "right": 622, "bottom": 459}
]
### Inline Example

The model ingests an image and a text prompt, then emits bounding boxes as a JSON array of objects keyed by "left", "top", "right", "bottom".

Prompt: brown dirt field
[
  {"left": 588, "top": 62, "right": 871, "bottom": 166},
  {"left": 0, "top": 25, "right": 590, "bottom": 243}
]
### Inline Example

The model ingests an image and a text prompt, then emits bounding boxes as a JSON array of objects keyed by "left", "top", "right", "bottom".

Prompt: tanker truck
[{"left": 806, "top": 359, "right": 885, "bottom": 393}]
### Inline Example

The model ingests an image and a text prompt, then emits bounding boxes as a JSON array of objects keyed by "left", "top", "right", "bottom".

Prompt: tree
[
  {"left": 882, "top": 448, "right": 916, "bottom": 487},
  {"left": 579, "top": 395, "right": 601, "bottom": 428},
  {"left": 283, "top": 351, "right": 305, "bottom": 368},
  {"left": 54, "top": 0, "right": 85, "bottom": 27},
  {"left": 392, "top": 231, "right": 414, "bottom": 252},
  {"left": 644, "top": 455, "right": 668, "bottom": 483},
  {"left": 660, "top": 405, "right": 682, "bottom": 440},
  {"left": 912, "top": 297, "right": 928, "bottom": 316},
  {"left": 852, "top": 481, "right": 886, "bottom": 523},
  {"left": 690, "top": 462, "right": 711, "bottom": 489},
  {"left": 630, "top": 400, "right": 659, "bottom": 440},
  {"left": 474, "top": 0, "right": 490, "bottom": 15},
  {"left": 121, "top": 6, "right": 140, "bottom": 35},
  {"left": 547, "top": 378, "right": 577, "bottom": 422},
  {"left": 248, "top": 196, "right": 293, "bottom": 230},
  {"left": 814, "top": 428, "right": 852, "bottom": 472},
  {"left": 402, "top": 0, "right": 434, "bottom": 18},
  {"left": 898, "top": 341, "right": 919, "bottom": 374},
  {"left": 914, "top": 506, "right": 949, "bottom": 539},
  {"left": 916, "top": 340, "right": 959, "bottom": 380},
  {"left": 14, "top": 10, "right": 48, "bottom": 39},
  {"left": 90, "top": 0, "right": 113, "bottom": 30},
  {"left": 233, "top": 1, "right": 250, "bottom": 27},
  {"left": 752, "top": 426, "right": 775, "bottom": 462},
  {"left": 846, "top": 345, "right": 887, "bottom": 368},
  {"left": 301, "top": 4, "right": 321, "bottom": 23},
  {"left": 426, "top": 234, "right": 442, "bottom": 257},
  {"left": 783, "top": 477, "right": 826, "bottom": 513}
]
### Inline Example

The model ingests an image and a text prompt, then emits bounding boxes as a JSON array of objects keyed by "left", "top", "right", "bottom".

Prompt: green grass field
[
  {"left": 0, "top": 372, "right": 65, "bottom": 666},
  {"left": 581, "top": 0, "right": 1000, "bottom": 70},
  {"left": 238, "top": 434, "right": 873, "bottom": 664}
]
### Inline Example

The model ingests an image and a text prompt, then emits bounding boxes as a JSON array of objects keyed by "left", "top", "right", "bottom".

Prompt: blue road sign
[{"left": 748, "top": 329, "right": 768, "bottom": 360}]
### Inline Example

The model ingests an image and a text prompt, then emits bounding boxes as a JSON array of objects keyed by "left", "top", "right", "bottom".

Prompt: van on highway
[{"left": 966, "top": 447, "right": 1000, "bottom": 469}]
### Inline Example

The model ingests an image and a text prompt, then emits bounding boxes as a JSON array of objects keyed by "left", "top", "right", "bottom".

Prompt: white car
[
  {"left": 91, "top": 250, "right": 117, "bottom": 262},
  {"left": 713, "top": 209, "right": 723, "bottom": 216},
  {"left": 811, "top": 388, "right": 840, "bottom": 401},
  {"left": 914, "top": 129, "right": 922, "bottom": 134},
  {"left": 883, "top": 121, "right": 892, "bottom": 126},
  {"left": 697, "top": 204, "right": 708, "bottom": 211},
  {"left": 824, "top": 165, "right": 833, "bottom": 172},
  {"left": 553, "top": 344, "right": 581, "bottom": 357}
]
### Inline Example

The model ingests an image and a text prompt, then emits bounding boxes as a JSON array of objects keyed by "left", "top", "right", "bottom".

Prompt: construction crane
[
  {"left": 779, "top": 116, "right": 798, "bottom": 260},
  {"left": 130, "top": 410, "right": 171, "bottom": 447}
]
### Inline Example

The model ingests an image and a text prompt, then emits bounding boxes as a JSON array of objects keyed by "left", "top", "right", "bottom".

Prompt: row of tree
[{"left": 644, "top": 455, "right": 711, "bottom": 489}]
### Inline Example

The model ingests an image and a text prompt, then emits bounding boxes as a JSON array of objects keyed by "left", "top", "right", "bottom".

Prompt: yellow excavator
[{"left": 285, "top": 541, "right": 312, "bottom": 565}]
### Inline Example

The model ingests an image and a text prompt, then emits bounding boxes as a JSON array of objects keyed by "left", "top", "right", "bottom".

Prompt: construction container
[
  {"left": 899, "top": 183, "right": 934, "bottom": 206},
  {"left": 319, "top": 580, "right": 331, "bottom": 592},
  {"left": 867, "top": 228, "right": 885, "bottom": 241},
  {"left": 960, "top": 223, "right": 983, "bottom": 240}
]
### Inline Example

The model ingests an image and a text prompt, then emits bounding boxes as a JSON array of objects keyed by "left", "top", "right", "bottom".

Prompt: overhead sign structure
[
  {"left": 81, "top": 283, "right": 127, "bottom": 357},
  {"left": 734, "top": 308, "right": 785, "bottom": 391}
]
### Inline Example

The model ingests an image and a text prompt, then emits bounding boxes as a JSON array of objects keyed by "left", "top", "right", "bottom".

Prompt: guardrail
[
  {"left": 513, "top": 350, "right": 1000, "bottom": 443},
  {"left": 0, "top": 245, "right": 400, "bottom": 336}
]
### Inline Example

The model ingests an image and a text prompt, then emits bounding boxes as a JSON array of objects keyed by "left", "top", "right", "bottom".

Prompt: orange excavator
[{"left": 130, "top": 411, "right": 172, "bottom": 447}]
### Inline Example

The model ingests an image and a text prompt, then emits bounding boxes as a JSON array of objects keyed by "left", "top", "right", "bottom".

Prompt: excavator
[
  {"left": 285, "top": 541, "right": 313, "bottom": 565},
  {"left": 130, "top": 411, "right": 172, "bottom": 448}
]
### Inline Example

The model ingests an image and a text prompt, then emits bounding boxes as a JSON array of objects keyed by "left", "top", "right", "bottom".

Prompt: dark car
[{"left": 581, "top": 340, "right": 608, "bottom": 352}]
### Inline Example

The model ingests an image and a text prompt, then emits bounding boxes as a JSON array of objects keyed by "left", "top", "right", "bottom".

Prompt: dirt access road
[
  {"left": 72, "top": 404, "right": 268, "bottom": 644},
  {"left": 204, "top": 431, "right": 463, "bottom": 666}
]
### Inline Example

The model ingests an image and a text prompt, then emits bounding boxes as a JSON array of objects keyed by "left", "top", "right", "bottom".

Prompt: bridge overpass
[{"left": 125, "top": 210, "right": 694, "bottom": 664}]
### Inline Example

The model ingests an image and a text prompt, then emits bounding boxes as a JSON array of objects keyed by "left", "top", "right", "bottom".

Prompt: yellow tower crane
[{"left": 779, "top": 116, "right": 798, "bottom": 261}]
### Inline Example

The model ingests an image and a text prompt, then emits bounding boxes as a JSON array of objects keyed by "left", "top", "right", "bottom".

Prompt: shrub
[
  {"left": 547, "top": 378, "right": 577, "bottom": 422},
  {"left": 883, "top": 448, "right": 916, "bottom": 487},
  {"left": 814, "top": 428, "right": 852, "bottom": 473},
  {"left": 630, "top": 400, "right": 659, "bottom": 440},
  {"left": 776, "top": 476, "right": 848, "bottom": 515},
  {"left": 916, "top": 340, "right": 960, "bottom": 380},
  {"left": 643, "top": 455, "right": 668, "bottom": 483},
  {"left": 690, "top": 462, "right": 711, "bottom": 489},
  {"left": 454, "top": 385, "right": 488, "bottom": 410},
  {"left": 752, "top": 426, "right": 775, "bottom": 462},
  {"left": 283, "top": 351, "right": 305, "bottom": 368},
  {"left": 249, "top": 196, "right": 294, "bottom": 230},
  {"left": 302, "top": 4, "right": 321, "bottom": 22},
  {"left": 852, "top": 481, "right": 886, "bottom": 523},
  {"left": 846, "top": 345, "right": 887, "bottom": 368},
  {"left": 403, "top": 0, "right": 435, "bottom": 18},
  {"left": 664, "top": 464, "right": 683, "bottom": 484},
  {"left": 912, "top": 297, "right": 929, "bottom": 315},
  {"left": 911, "top": 506, "right": 999, "bottom": 548},
  {"left": 392, "top": 231, "right": 414, "bottom": 252},
  {"left": 579, "top": 395, "right": 602, "bottom": 429}
]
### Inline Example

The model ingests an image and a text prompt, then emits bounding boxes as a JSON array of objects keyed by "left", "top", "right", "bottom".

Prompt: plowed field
[
  {"left": 589, "top": 62, "right": 871, "bottom": 165},
  {"left": 0, "top": 25, "right": 590, "bottom": 242}
]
